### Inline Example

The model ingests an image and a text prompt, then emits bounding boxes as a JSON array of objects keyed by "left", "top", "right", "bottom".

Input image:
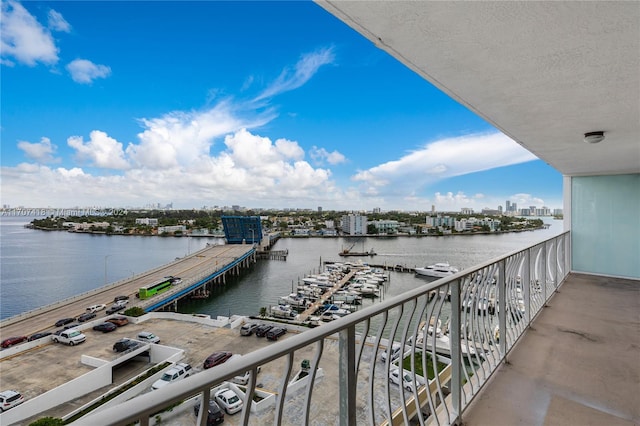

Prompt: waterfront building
[
  {"left": 135, "top": 218, "right": 158, "bottom": 226},
  {"left": 340, "top": 213, "right": 367, "bottom": 235},
  {"left": 157, "top": 225, "right": 186, "bottom": 234},
  {"left": 426, "top": 214, "right": 455, "bottom": 229},
  {"left": 372, "top": 219, "right": 399, "bottom": 234},
  {"left": 71, "top": 221, "right": 110, "bottom": 230}
]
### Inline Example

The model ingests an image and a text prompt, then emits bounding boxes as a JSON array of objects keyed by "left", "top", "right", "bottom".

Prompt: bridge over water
[{"left": 0, "top": 243, "right": 256, "bottom": 339}]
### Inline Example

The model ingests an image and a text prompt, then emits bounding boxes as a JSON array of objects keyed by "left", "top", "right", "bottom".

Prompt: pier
[
  {"left": 0, "top": 244, "right": 256, "bottom": 339},
  {"left": 295, "top": 270, "right": 356, "bottom": 323}
]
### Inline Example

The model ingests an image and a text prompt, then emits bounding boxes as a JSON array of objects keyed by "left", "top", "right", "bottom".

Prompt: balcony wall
[{"left": 569, "top": 173, "right": 640, "bottom": 279}]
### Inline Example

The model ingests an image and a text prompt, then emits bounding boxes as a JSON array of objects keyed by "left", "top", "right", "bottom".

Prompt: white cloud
[
  {"left": 433, "top": 191, "right": 479, "bottom": 210},
  {"left": 17, "top": 137, "right": 59, "bottom": 163},
  {"left": 352, "top": 132, "right": 537, "bottom": 193},
  {"left": 1, "top": 126, "right": 346, "bottom": 208},
  {"left": 309, "top": 146, "right": 346, "bottom": 165},
  {"left": 508, "top": 193, "right": 546, "bottom": 207},
  {"left": 47, "top": 9, "right": 70, "bottom": 32},
  {"left": 66, "top": 58, "right": 111, "bottom": 84},
  {"left": 127, "top": 100, "right": 273, "bottom": 170},
  {"left": 0, "top": 0, "right": 59, "bottom": 66},
  {"left": 67, "top": 130, "right": 129, "bottom": 169},
  {"left": 254, "top": 47, "right": 335, "bottom": 101}
]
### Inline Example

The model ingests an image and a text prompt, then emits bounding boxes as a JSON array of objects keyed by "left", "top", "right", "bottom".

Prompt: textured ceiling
[{"left": 316, "top": 1, "right": 640, "bottom": 176}]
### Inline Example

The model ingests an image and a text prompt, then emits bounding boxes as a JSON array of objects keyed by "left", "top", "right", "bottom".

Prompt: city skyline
[{"left": 1, "top": 1, "right": 563, "bottom": 211}]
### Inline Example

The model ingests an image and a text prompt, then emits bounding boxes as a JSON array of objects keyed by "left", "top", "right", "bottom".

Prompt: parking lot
[
  {"left": 4, "top": 316, "right": 344, "bottom": 424},
  {"left": 3, "top": 315, "right": 415, "bottom": 425}
]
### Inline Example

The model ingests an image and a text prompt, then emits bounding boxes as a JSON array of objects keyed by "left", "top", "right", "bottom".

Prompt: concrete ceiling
[{"left": 316, "top": 1, "right": 640, "bottom": 177}]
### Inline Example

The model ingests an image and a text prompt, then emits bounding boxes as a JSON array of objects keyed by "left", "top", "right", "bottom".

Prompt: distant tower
[
  {"left": 431, "top": 205, "right": 436, "bottom": 213},
  {"left": 506, "top": 200, "right": 511, "bottom": 212},
  {"left": 318, "top": 206, "right": 322, "bottom": 213}
]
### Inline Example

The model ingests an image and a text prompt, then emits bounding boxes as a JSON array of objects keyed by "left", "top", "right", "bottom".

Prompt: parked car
[
  {"left": 266, "top": 327, "right": 286, "bottom": 341},
  {"left": 77, "top": 312, "right": 97, "bottom": 322},
  {"left": 1, "top": 336, "right": 28, "bottom": 348},
  {"left": 0, "top": 390, "right": 24, "bottom": 412},
  {"left": 151, "top": 363, "right": 192, "bottom": 390},
  {"left": 137, "top": 331, "right": 160, "bottom": 343},
  {"left": 203, "top": 351, "right": 233, "bottom": 369},
  {"left": 224, "top": 354, "right": 261, "bottom": 385},
  {"left": 52, "top": 329, "right": 86, "bottom": 346},
  {"left": 254, "top": 324, "right": 274, "bottom": 338},
  {"left": 379, "top": 342, "right": 407, "bottom": 363},
  {"left": 113, "top": 338, "right": 140, "bottom": 352},
  {"left": 86, "top": 304, "right": 107, "bottom": 313},
  {"left": 389, "top": 367, "right": 426, "bottom": 391},
  {"left": 63, "top": 323, "right": 81, "bottom": 330},
  {"left": 54, "top": 317, "right": 75, "bottom": 327},
  {"left": 106, "top": 317, "right": 129, "bottom": 327},
  {"left": 93, "top": 322, "right": 117, "bottom": 333},
  {"left": 194, "top": 399, "right": 224, "bottom": 425},
  {"left": 105, "top": 304, "right": 125, "bottom": 315},
  {"left": 28, "top": 332, "right": 52, "bottom": 341},
  {"left": 240, "top": 322, "right": 259, "bottom": 336},
  {"left": 214, "top": 387, "right": 243, "bottom": 415}
]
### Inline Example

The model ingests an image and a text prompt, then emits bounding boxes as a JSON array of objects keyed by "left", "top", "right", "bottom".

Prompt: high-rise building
[{"left": 341, "top": 214, "right": 367, "bottom": 235}]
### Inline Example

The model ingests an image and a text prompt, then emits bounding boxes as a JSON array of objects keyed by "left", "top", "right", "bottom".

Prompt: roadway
[{"left": 0, "top": 244, "right": 254, "bottom": 340}]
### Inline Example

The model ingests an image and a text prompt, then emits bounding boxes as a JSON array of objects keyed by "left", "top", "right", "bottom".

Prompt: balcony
[
  {"left": 463, "top": 272, "right": 639, "bottom": 426},
  {"left": 68, "top": 231, "right": 640, "bottom": 426}
]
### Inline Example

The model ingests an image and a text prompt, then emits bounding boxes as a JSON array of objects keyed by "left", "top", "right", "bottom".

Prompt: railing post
[
  {"left": 525, "top": 247, "right": 532, "bottom": 325},
  {"left": 498, "top": 260, "right": 507, "bottom": 358},
  {"left": 450, "top": 278, "right": 462, "bottom": 423},
  {"left": 543, "top": 243, "right": 548, "bottom": 305},
  {"left": 339, "top": 325, "right": 356, "bottom": 425}
]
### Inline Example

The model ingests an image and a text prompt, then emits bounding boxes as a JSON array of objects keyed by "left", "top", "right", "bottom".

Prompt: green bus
[{"left": 138, "top": 277, "right": 174, "bottom": 300}]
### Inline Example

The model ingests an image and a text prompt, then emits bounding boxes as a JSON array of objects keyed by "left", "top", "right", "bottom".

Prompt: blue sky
[{"left": 1, "top": 0, "right": 562, "bottom": 212}]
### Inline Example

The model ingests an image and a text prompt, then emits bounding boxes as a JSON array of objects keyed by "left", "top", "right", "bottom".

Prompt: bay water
[{"left": 0, "top": 215, "right": 561, "bottom": 320}]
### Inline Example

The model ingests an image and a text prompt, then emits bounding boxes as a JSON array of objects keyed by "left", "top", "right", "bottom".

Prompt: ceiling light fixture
[{"left": 584, "top": 131, "right": 605, "bottom": 144}]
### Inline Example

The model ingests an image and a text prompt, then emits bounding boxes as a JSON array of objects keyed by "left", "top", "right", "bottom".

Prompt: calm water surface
[{"left": 0, "top": 215, "right": 562, "bottom": 320}]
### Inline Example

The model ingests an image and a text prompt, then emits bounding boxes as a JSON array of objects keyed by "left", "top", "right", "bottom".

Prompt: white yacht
[{"left": 415, "top": 262, "right": 459, "bottom": 278}]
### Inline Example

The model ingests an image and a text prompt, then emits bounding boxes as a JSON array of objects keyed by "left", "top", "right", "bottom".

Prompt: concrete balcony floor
[{"left": 462, "top": 273, "right": 640, "bottom": 426}]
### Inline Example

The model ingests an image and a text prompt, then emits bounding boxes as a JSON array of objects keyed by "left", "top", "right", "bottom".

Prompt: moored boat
[{"left": 415, "top": 262, "right": 459, "bottom": 278}]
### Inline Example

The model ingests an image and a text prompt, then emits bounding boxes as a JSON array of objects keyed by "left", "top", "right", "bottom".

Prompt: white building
[
  {"left": 341, "top": 214, "right": 367, "bottom": 235},
  {"left": 372, "top": 220, "right": 399, "bottom": 234},
  {"left": 135, "top": 218, "right": 158, "bottom": 226},
  {"left": 158, "top": 225, "right": 186, "bottom": 234}
]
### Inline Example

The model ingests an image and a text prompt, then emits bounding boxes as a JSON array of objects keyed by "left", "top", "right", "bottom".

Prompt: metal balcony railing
[{"left": 76, "top": 231, "right": 570, "bottom": 426}]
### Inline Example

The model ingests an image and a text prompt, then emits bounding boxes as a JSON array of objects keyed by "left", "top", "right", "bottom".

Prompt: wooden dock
[{"left": 296, "top": 270, "right": 356, "bottom": 322}]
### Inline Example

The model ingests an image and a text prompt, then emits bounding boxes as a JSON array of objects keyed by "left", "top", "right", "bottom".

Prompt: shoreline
[{"left": 24, "top": 225, "right": 548, "bottom": 238}]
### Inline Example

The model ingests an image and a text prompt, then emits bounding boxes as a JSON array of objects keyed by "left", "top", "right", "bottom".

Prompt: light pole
[{"left": 104, "top": 255, "right": 112, "bottom": 284}]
